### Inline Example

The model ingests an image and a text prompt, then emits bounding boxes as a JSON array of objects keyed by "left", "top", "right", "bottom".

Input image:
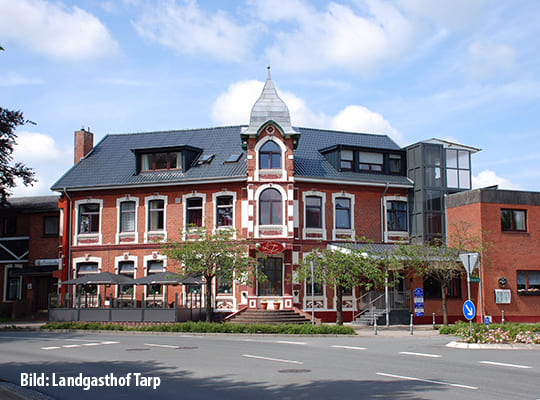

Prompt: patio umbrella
[
  {"left": 61, "top": 271, "right": 135, "bottom": 285},
  {"left": 131, "top": 271, "right": 202, "bottom": 285}
]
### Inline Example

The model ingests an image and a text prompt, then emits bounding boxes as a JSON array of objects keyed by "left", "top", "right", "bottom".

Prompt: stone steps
[{"left": 227, "top": 309, "right": 311, "bottom": 324}]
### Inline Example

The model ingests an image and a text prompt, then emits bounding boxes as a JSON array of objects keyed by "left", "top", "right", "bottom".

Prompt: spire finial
[{"left": 267, "top": 65, "right": 271, "bottom": 80}]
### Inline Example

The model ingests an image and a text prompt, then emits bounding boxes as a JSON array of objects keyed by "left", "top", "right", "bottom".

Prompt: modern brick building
[
  {"left": 0, "top": 196, "right": 60, "bottom": 318},
  {"left": 447, "top": 187, "right": 540, "bottom": 323}
]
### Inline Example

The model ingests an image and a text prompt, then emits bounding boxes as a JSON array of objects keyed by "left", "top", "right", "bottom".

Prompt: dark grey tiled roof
[
  {"left": 0, "top": 195, "right": 59, "bottom": 212},
  {"left": 51, "top": 125, "right": 412, "bottom": 191}
]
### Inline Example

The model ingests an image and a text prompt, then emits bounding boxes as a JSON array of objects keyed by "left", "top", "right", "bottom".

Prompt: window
[
  {"left": 446, "top": 149, "right": 471, "bottom": 189},
  {"left": 120, "top": 201, "right": 136, "bottom": 232},
  {"left": 517, "top": 270, "right": 540, "bottom": 294},
  {"left": 148, "top": 200, "right": 164, "bottom": 231},
  {"left": 43, "top": 215, "right": 59, "bottom": 237},
  {"left": 359, "top": 152, "right": 383, "bottom": 172},
  {"left": 79, "top": 204, "right": 100, "bottom": 234},
  {"left": 259, "top": 141, "right": 281, "bottom": 169},
  {"left": 77, "top": 262, "right": 98, "bottom": 295},
  {"left": 259, "top": 188, "right": 282, "bottom": 225},
  {"left": 501, "top": 209, "right": 526, "bottom": 232},
  {"left": 389, "top": 154, "right": 402, "bottom": 174},
  {"left": 340, "top": 150, "right": 353, "bottom": 170},
  {"left": 186, "top": 198, "right": 203, "bottom": 227},
  {"left": 305, "top": 196, "right": 322, "bottom": 228},
  {"left": 118, "top": 261, "right": 135, "bottom": 295},
  {"left": 306, "top": 280, "right": 323, "bottom": 296},
  {"left": 387, "top": 201, "right": 407, "bottom": 231},
  {"left": 424, "top": 145, "right": 442, "bottom": 187},
  {"left": 335, "top": 197, "right": 351, "bottom": 229},
  {"left": 423, "top": 276, "right": 462, "bottom": 299},
  {"left": 141, "top": 152, "right": 182, "bottom": 172},
  {"left": 225, "top": 153, "right": 242, "bottom": 163},
  {"left": 258, "top": 257, "right": 282, "bottom": 296},
  {"left": 217, "top": 278, "right": 233, "bottom": 294},
  {"left": 1, "top": 216, "right": 16, "bottom": 236},
  {"left": 216, "top": 196, "right": 233, "bottom": 227},
  {"left": 5, "top": 268, "right": 20, "bottom": 300},
  {"left": 147, "top": 260, "right": 164, "bottom": 295}
]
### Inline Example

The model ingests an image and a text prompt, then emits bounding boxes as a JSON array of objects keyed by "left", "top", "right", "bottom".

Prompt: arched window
[
  {"left": 259, "top": 188, "right": 282, "bottom": 225},
  {"left": 259, "top": 141, "right": 281, "bottom": 169}
]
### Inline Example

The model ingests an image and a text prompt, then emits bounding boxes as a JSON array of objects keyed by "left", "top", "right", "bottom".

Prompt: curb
[{"left": 446, "top": 340, "right": 540, "bottom": 350}]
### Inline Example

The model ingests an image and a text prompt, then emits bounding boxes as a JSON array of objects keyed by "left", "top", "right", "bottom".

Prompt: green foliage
[
  {"left": 439, "top": 321, "right": 540, "bottom": 344},
  {"left": 0, "top": 107, "right": 36, "bottom": 204},
  {"left": 41, "top": 321, "right": 356, "bottom": 335},
  {"left": 160, "top": 225, "right": 257, "bottom": 322}
]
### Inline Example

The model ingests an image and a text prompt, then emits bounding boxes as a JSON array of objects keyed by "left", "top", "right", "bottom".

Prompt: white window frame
[
  {"left": 143, "top": 254, "right": 167, "bottom": 298},
  {"left": 183, "top": 192, "right": 207, "bottom": 233},
  {"left": 74, "top": 198, "right": 103, "bottom": 245},
  {"left": 254, "top": 135, "right": 287, "bottom": 181},
  {"left": 332, "top": 192, "right": 355, "bottom": 241},
  {"left": 302, "top": 191, "right": 326, "bottom": 240},
  {"left": 114, "top": 254, "right": 138, "bottom": 298},
  {"left": 254, "top": 184, "right": 287, "bottom": 238},
  {"left": 72, "top": 256, "right": 102, "bottom": 302},
  {"left": 116, "top": 196, "right": 139, "bottom": 244},
  {"left": 144, "top": 195, "right": 168, "bottom": 243}
]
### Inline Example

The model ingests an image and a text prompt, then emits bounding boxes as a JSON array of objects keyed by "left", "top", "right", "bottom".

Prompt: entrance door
[
  {"left": 258, "top": 257, "right": 282, "bottom": 296},
  {"left": 35, "top": 277, "right": 56, "bottom": 311}
]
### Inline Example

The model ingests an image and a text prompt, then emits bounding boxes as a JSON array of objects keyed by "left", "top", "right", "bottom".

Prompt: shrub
[{"left": 439, "top": 321, "right": 540, "bottom": 344}]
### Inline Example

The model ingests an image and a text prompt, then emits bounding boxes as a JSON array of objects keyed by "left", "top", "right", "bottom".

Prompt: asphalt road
[{"left": 0, "top": 330, "right": 539, "bottom": 400}]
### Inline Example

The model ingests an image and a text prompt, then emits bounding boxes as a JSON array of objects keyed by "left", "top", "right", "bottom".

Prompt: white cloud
[
  {"left": 255, "top": 0, "right": 415, "bottom": 74},
  {"left": 473, "top": 169, "right": 522, "bottom": 190},
  {"left": 467, "top": 41, "right": 516, "bottom": 80},
  {"left": 0, "top": 72, "right": 44, "bottom": 86},
  {"left": 11, "top": 131, "right": 72, "bottom": 196},
  {"left": 134, "top": 0, "right": 258, "bottom": 62},
  {"left": 0, "top": 0, "right": 119, "bottom": 61},
  {"left": 211, "top": 79, "right": 402, "bottom": 144}
]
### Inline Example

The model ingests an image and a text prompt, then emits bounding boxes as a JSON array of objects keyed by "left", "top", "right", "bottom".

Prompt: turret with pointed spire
[{"left": 242, "top": 67, "right": 299, "bottom": 142}]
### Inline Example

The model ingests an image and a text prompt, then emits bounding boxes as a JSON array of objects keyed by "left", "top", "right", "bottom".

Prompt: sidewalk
[
  {"left": 347, "top": 323, "right": 440, "bottom": 337},
  {"left": 0, "top": 321, "right": 46, "bottom": 330}
]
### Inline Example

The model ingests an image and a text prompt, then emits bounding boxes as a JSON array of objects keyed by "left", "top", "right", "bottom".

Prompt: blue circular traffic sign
[{"left": 463, "top": 300, "right": 476, "bottom": 320}]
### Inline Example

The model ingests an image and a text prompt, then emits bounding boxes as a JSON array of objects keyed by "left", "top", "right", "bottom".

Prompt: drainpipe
[
  {"left": 63, "top": 188, "right": 73, "bottom": 303},
  {"left": 380, "top": 182, "right": 389, "bottom": 326}
]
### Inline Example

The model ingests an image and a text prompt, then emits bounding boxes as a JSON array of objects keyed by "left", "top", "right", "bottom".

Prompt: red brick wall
[{"left": 448, "top": 201, "right": 540, "bottom": 322}]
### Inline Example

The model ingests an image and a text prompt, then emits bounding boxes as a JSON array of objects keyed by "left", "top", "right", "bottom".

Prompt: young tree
[
  {"left": 399, "top": 243, "right": 461, "bottom": 325},
  {"left": 298, "top": 244, "right": 387, "bottom": 325},
  {"left": 161, "top": 226, "right": 257, "bottom": 322},
  {"left": 0, "top": 107, "right": 36, "bottom": 205}
]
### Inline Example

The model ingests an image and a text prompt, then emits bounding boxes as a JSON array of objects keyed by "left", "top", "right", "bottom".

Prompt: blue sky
[{"left": 1, "top": 0, "right": 539, "bottom": 196}]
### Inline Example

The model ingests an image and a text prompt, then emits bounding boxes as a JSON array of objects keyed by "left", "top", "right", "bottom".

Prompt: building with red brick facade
[
  {"left": 0, "top": 196, "right": 60, "bottom": 318},
  {"left": 50, "top": 71, "right": 479, "bottom": 323},
  {"left": 447, "top": 187, "right": 540, "bottom": 323}
]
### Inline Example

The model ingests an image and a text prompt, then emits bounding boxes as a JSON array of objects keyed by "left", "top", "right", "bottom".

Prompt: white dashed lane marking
[
  {"left": 243, "top": 354, "right": 304, "bottom": 365},
  {"left": 377, "top": 372, "right": 478, "bottom": 390},
  {"left": 41, "top": 341, "right": 119, "bottom": 351},
  {"left": 332, "top": 345, "right": 367, "bottom": 350},
  {"left": 399, "top": 351, "right": 442, "bottom": 358},
  {"left": 480, "top": 361, "right": 532, "bottom": 369}
]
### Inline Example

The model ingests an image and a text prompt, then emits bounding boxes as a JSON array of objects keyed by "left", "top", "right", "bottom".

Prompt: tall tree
[
  {"left": 298, "top": 244, "right": 387, "bottom": 325},
  {"left": 0, "top": 107, "right": 36, "bottom": 205},
  {"left": 161, "top": 226, "right": 257, "bottom": 322}
]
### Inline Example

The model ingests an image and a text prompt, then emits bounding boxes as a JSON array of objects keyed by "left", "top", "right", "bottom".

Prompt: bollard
[
  {"left": 374, "top": 315, "right": 378, "bottom": 335},
  {"left": 410, "top": 313, "right": 414, "bottom": 335},
  {"left": 501, "top": 310, "right": 505, "bottom": 325},
  {"left": 432, "top": 312, "right": 435, "bottom": 326}
]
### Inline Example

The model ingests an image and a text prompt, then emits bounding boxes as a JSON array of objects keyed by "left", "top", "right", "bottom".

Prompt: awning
[
  {"left": 131, "top": 271, "right": 203, "bottom": 285},
  {"left": 61, "top": 272, "right": 135, "bottom": 285}
]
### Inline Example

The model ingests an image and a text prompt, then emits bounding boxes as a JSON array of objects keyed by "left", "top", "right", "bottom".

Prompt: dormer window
[
  {"left": 141, "top": 152, "right": 182, "bottom": 172},
  {"left": 359, "top": 152, "right": 383, "bottom": 172},
  {"left": 340, "top": 150, "right": 353, "bottom": 170},
  {"left": 259, "top": 141, "right": 281, "bottom": 169}
]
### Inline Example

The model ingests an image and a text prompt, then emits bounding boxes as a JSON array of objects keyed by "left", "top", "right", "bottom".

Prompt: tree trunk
[
  {"left": 441, "top": 283, "right": 448, "bottom": 326},
  {"left": 336, "top": 284, "right": 343, "bottom": 326},
  {"left": 205, "top": 275, "right": 213, "bottom": 323}
]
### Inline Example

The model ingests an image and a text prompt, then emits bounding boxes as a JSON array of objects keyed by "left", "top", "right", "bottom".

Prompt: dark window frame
[
  {"left": 78, "top": 204, "right": 100, "bottom": 234},
  {"left": 517, "top": 270, "right": 540, "bottom": 293},
  {"left": 259, "top": 141, "right": 282, "bottom": 169},
  {"left": 305, "top": 195, "right": 322, "bottom": 229},
  {"left": 259, "top": 188, "right": 282, "bottom": 225},
  {"left": 216, "top": 195, "right": 233, "bottom": 227},
  {"left": 43, "top": 215, "right": 59, "bottom": 237},
  {"left": 140, "top": 151, "right": 182, "bottom": 172},
  {"left": 335, "top": 197, "right": 351, "bottom": 230},
  {"left": 501, "top": 209, "right": 527, "bottom": 232},
  {"left": 387, "top": 200, "right": 407, "bottom": 232},
  {"left": 423, "top": 275, "right": 462, "bottom": 299},
  {"left": 1, "top": 216, "right": 17, "bottom": 236}
]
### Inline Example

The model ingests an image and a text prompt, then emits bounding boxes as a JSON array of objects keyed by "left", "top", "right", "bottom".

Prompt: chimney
[{"left": 74, "top": 128, "right": 94, "bottom": 164}]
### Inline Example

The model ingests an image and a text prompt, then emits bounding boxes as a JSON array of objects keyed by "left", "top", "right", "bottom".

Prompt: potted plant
[
  {"left": 260, "top": 298, "right": 268, "bottom": 310},
  {"left": 273, "top": 301, "right": 281, "bottom": 310}
]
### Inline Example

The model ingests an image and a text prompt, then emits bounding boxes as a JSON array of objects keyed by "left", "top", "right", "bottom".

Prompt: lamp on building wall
[{"left": 498, "top": 276, "right": 508, "bottom": 288}]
